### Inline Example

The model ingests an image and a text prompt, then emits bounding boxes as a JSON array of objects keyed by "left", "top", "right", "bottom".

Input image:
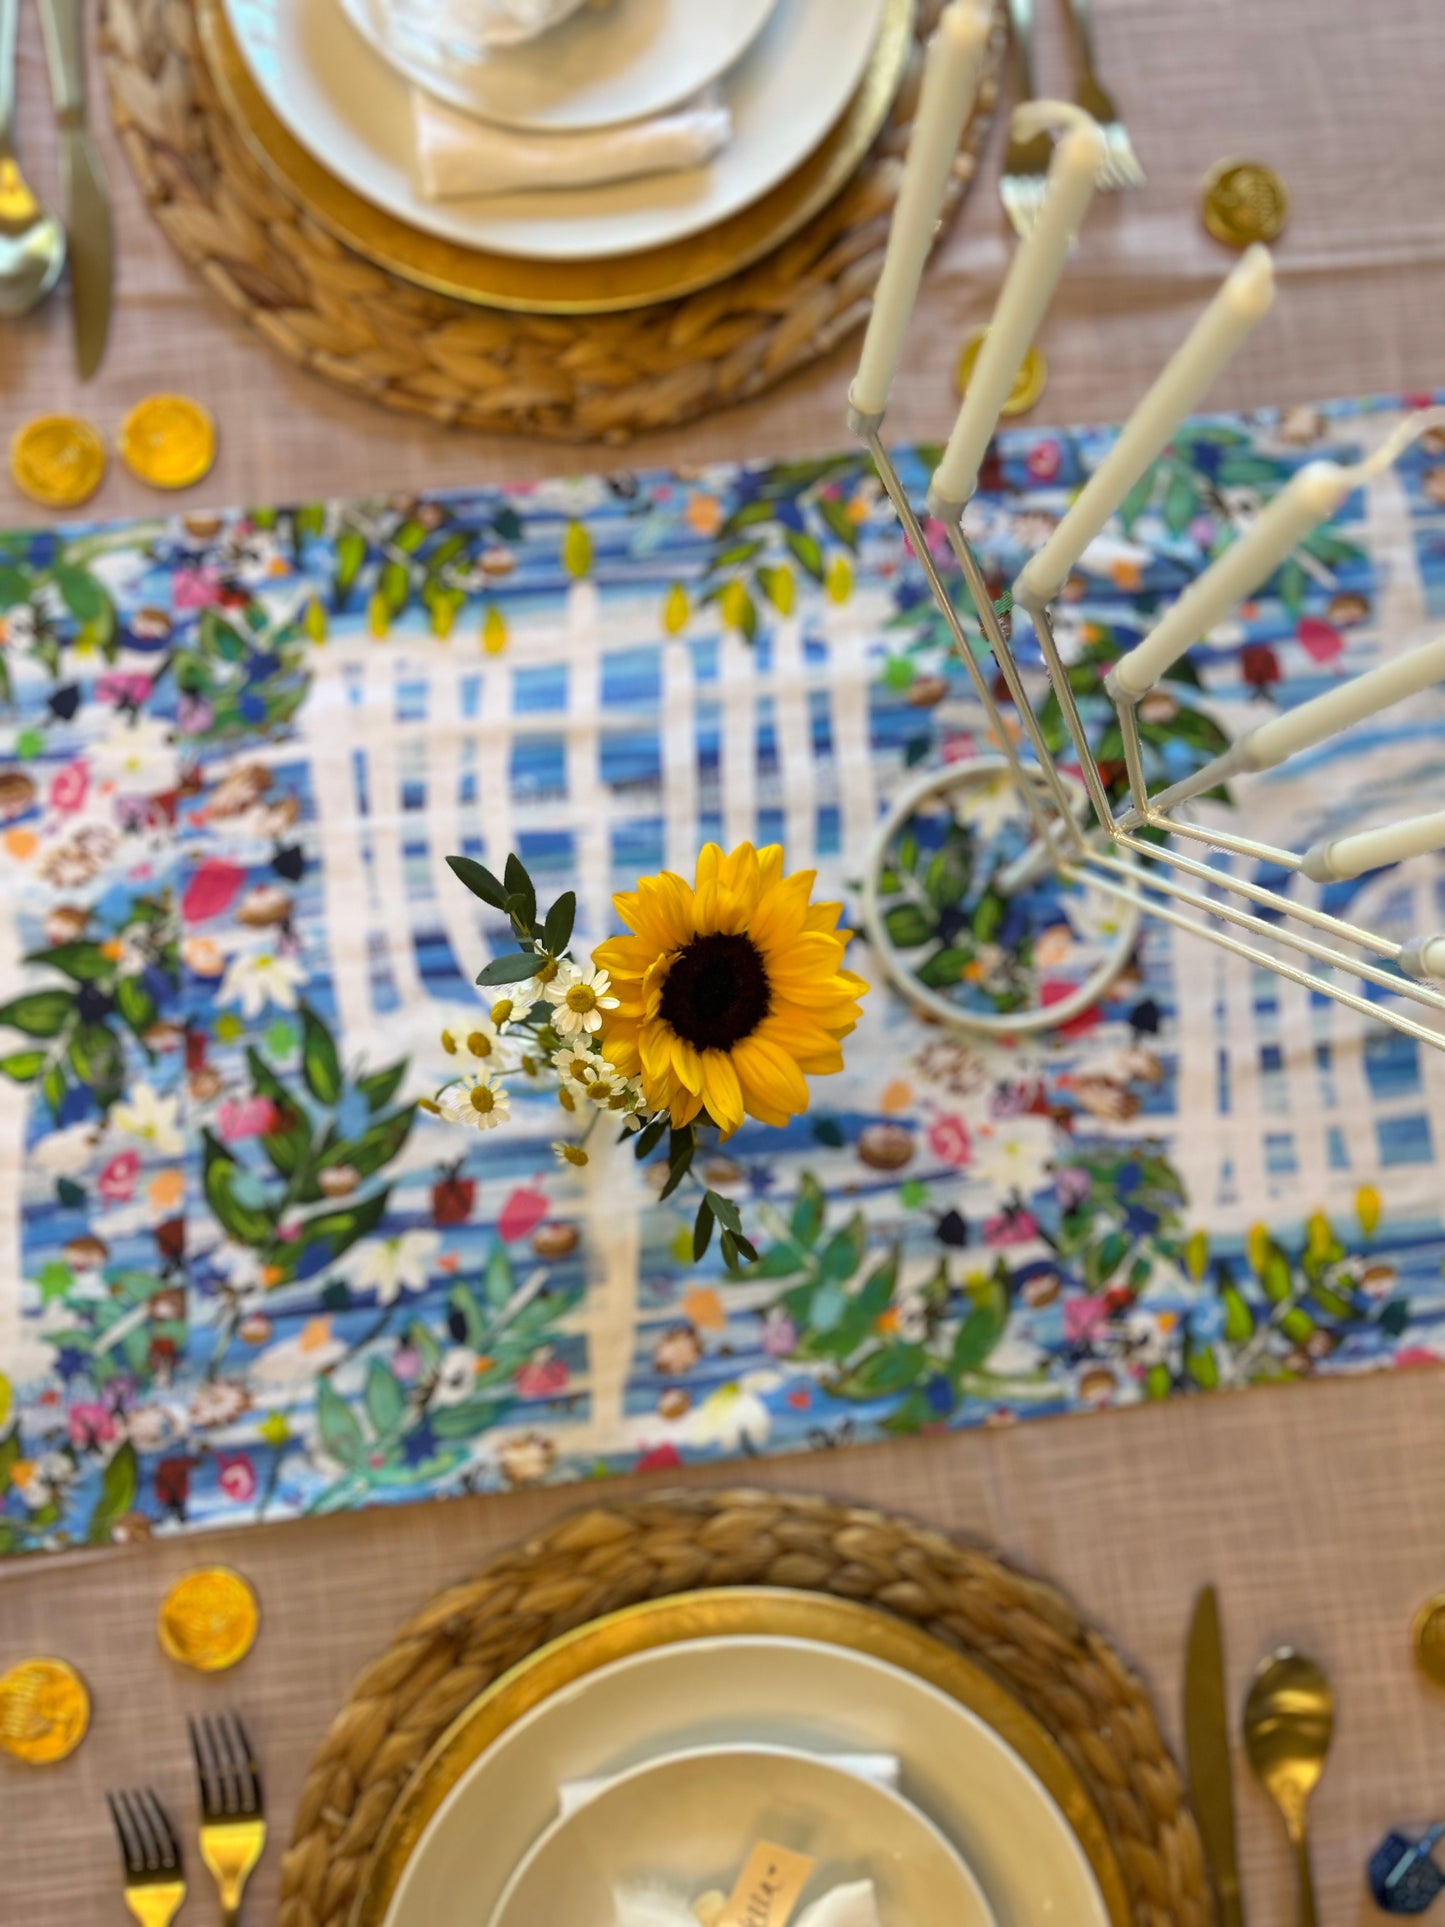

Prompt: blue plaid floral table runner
[{"left": 2, "top": 389, "right": 1444, "bottom": 1556}]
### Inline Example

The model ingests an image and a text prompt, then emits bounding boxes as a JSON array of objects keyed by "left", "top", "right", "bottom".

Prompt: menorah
[{"left": 848, "top": 0, "right": 1445, "bottom": 1046}]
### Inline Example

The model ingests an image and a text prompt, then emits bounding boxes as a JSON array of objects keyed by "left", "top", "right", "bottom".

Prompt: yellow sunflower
[{"left": 594, "top": 842, "right": 867, "bottom": 1136}]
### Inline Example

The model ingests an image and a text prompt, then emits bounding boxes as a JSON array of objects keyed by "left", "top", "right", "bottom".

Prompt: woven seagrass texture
[
  {"left": 275, "top": 1488, "right": 1209, "bottom": 1926},
  {"left": 97, "top": 0, "right": 1002, "bottom": 442}
]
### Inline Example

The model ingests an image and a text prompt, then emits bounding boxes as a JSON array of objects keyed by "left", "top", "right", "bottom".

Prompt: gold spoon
[
  {"left": 0, "top": 0, "right": 67, "bottom": 318},
  {"left": 1243, "top": 1648, "right": 1334, "bottom": 1927}
]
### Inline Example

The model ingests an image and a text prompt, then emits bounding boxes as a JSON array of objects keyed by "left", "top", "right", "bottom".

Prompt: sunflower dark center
[{"left": 660, "top": 932, "right": 771, "bottom": 1051}]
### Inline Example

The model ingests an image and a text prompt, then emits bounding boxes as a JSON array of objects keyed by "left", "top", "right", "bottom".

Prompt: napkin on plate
[
  {"left": 390, "top": 0, "right": 593, "bottom": 53},
  {"left": 614, "top": 1880, "right": 881, "bottom": 1927},
  {"left": 411, "top": 88, "right": 732, "bottom": 200},
  {"left": 560, "top": 1755, "right": 900, "bottom": 1820}
]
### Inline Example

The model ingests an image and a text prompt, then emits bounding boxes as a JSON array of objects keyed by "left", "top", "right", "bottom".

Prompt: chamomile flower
[
  {"left": 553, "top": 1141, "right": 590, "bottom": 1167},
  {"left": 437, "top": 1075, "right": 511, "bottom": 1132},
  {"left": 439, "top": 1016, "right": 510, "bottom": 1070},
  {"left": 545, "top": 962, "right": 618, "bottom": 1037},
  {"left": 552, "top": 1043, "right": 607, "bottom": 1095}
]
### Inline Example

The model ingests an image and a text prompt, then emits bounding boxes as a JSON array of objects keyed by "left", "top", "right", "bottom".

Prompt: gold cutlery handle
[
  {"left": 121, "top": 1882, "right": 187, "bottom": 1927},
  {"left": 1292, "top": 1823, "right": 1318, "bottom": 1927},
  {"left": 37, "top": 0, "right": 84, "bottom": 122},
  {"left": 1004, "top": 0, "right": 1037, "bottom": 100},
  {"left": 0, "top": 0, "right": 16, "bottom": 153}
]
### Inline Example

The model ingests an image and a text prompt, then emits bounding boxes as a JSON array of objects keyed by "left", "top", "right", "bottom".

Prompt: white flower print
[
  {"left": 110, "top": 1082, "right": 185, "bottom": 1159},
  {"left": 347, "top": 1230, "right": 441, "bottom": 1305},
  {"left": 431, "top": 1347, "right": 481, "bottom": 1406},
  {"left": 189, "top": 1379, "right": 251, "bottom": 1429},
  {"left": 217, "top": 948, "right": 308, "bottom": 1019},
  {"left": 30, "top": 1121, "right": 104, "bottom": 1176},
  {"left": 90, "top": 715, "right": 179, "bottom": 795},
  {"left": 684, "top": 1371, "right": 781, "bottom": 1452}
]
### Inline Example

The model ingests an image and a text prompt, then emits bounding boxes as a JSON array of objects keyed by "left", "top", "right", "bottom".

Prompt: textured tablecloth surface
[{"left": 3, "top": 2, "right": 1445, "bottom": 1924}]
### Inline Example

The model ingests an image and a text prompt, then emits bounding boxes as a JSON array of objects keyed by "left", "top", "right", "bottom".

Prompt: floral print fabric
[{"left": 2, "top": 392, "right": 1444, "bottom": 1555}]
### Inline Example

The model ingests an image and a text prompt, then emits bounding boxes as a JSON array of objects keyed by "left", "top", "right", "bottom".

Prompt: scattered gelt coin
[
  {"left": 158, "top": 1565, "right": 259, "bottom": 1672},
  {"left": 1201, "top": 159, "right": 1289, "bottom": 248},
  {"left": 118, "top": 394, "right": 217, "bottom": 490},
  {"left": 954, "top": 327, "right": 1047, "bottom": 416},
  {"left": 0, "top": 1657, "right": 91, "bottom": 1764},
  {"left": 9, "top": 415, "right": 106, "bottom": 509},
  {"left": 1413, "top": 1593, "right": 1445, "bottom": 1687}
]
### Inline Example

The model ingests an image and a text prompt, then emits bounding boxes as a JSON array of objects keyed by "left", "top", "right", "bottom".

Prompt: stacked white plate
[
  {"left": 376, "top": 1634, "right": 1115, "bottom": 1927},
  {"left": 221, "top": 0, "right": 890, "bottom": 264}
]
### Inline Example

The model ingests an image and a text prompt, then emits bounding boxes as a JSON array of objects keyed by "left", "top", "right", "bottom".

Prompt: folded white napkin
[
  {"left": 391, "top": 0, "right": 592, "bottom": 52},
  {"left": 560, "top": 1755, "right": 900, "bottom": 1820},
  {"left": 411, "top": 88, "right": 732, "bottom": 200},
  {"left": 614, "top": 1879, "right": 880, "bottom": 1927}
]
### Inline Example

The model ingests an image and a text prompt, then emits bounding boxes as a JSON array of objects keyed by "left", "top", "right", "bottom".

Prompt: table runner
[{"left": 2, "top": 391, "right": 1443, "bottom": 1556}]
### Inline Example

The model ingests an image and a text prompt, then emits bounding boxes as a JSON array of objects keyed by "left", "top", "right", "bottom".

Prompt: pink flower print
[
  {"left": 983, "top": 1207, "right": 1040, "bottom": 1246},
  {"left": 1297, "top": 616, "right": 1345, "bottom": 665},
  {"left": 95, "top": 672, "right": 154, "bottom": 708},
  {"left": 68, "top": 1402, "right": 118, "bottom": 1448},
  {"left": 98, "top": 1150, "right": 141, "bottom": 1201},
  {"left": 216, "top": 1454, "right": 258, "bottom": 1502},
  {"left": 216, "top": 1096, "right": 280, "bottom": 1142},
  {"left": 181, "top": 857, "right": 247, "bottom": 924},
  {"left": 1054, "top": 1165, "right": 1091, "bottom": 1211},
  {"left": 760, "top": 1310, "right": 798, "bottom": 1357},
  {"left": 176, "top": 693, "right": 214, "bottom": 735},
  {"left": 927, "top": 1113, "right": 972, "bottom": 1168},
  {"left": 173, "top": 566, "right": 224, "bottom": 611},
  {"left": 498, "top": 1185, "right": 548, "bottom": 1243},
  {"left": 49, "top": 760, "right": 89, "bottom": 814},
  {"left": 637, "top": 1442, "right": 682, "bottom": 1474},
  {"left": 1026, "top": 439, "right": 1063, "bottom": 483},
  {"left": 392, "top": 1344, "right": 421, "bottom": 1383},
  {"left": 514, "top": 1351, "right": 570, "bottom": 1398},
  {"left": 1063, "top": 1295, "right": 1109, "bottom": 1346}
]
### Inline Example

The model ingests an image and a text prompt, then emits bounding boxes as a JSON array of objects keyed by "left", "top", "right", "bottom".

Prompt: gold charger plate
[
  {"left": 196, "top": 0, "right": 915, "bottom": 316},
  {"left": 351, "top": 1586, "right": 1132, "bottom": 1927}
]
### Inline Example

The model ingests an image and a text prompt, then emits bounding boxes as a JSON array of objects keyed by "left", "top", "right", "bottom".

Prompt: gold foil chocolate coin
[
  {"left": 1413, "top": 1593, "right": 1445, "bottom": 1687},
  {"left": 954, "top": 328, "right": 1047, "bottom": 416},
  {"left": 0, "top": 1657, "right": 91, "bottom": 1764},
  {"left": 158, "top": 1565, "right": 259, "bottom": 1672},
  {"left": 1201, "top": 160, "right": 1289, "bottom": 248},
  {"left": 118, "top": 394, "right": 217, "bottom": 490},
  {"left": 9, "top": 416, "right": 106, "bottom": 508}
]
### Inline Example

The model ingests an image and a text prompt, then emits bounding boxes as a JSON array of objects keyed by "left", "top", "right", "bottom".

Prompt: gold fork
[
  {"left": 190, "top": 1712, "right": 266, "bottom": 1925},
  {"left": 1000, "top": 0, "right": 1053, "bottom": 240},
  {"left": 107, "top": 1787, "right": 186, "bottom": 1927},
  {"left": 1067, "top": 0, "right": 1145, "bottom": 189}
]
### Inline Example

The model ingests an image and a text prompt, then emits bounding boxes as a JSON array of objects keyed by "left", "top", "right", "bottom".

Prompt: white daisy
[
  {"left": 217, "top": 948, "right": 308, "bottom": 1019},
  {"left": 545, "top": 962, "right": 618, "bottom": 1038},
  {"left": 438, "top": 1016, "right": 512, "bottom": 1072},
  {"left": 347, "top": 1230, "right": 442, "bottom": 1305},
  {"left": 110, "top": 1081, "right": 185, "bottom": 1158},
  {"left": 552, "top": 1043, "right": 608, "bottom": 1096},
  {"left": 437, "top": 1076, "right": 511, "bottom": 1132}
]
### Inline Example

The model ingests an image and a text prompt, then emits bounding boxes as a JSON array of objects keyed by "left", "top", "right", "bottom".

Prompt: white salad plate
[
  {"left": 338, "top": 0, "right": 780, "bottom": 133},
  {"left": 380, "top": 1635, "right": 1113, "bottom": 1927},
  {"left": 220, "top": 0, "right": 887, "bottom": 261},
  {"left": 488, "top": 1743, "right": 996, "bottom": 1927}
]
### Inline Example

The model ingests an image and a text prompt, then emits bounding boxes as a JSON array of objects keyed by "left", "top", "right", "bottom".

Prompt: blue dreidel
[{"left": 1370, "top": 1826, "right": 1445, "bottom": 1914}]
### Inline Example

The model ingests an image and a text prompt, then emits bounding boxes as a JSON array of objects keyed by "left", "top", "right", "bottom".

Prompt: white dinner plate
[
  {"left": 220, "top": 0, "right": 887, "bottom": 261},
  {"left": 338, "top": 0, "right": 780, "bottom": 133},
  {"left": 381, "top": 1636, "right": 1112, "bottom": 1927},
  {"left": 490, "top": 1744, "right": 997, "bottom": 1927}
]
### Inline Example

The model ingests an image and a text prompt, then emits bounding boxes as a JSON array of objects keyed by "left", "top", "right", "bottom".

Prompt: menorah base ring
[{"left": 859, "top": 751, "right": 1140, "bottom": 1040}]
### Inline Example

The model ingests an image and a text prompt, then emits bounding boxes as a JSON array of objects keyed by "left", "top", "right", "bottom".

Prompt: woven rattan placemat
[
  {"left": 275, "top": 1489, "right": 1208, "bottom": 1926},
  {"left": 99, "top": 0, "right": 1002, "bottom": 442}
]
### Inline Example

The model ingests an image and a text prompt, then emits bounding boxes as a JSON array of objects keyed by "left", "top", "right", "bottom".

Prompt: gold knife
[
  {"left": 37, "top": 0, "right": 112, "bottom": 377},
  {"left": 1184, "top": 1583, "right": 1245, "bottom": 1927}
]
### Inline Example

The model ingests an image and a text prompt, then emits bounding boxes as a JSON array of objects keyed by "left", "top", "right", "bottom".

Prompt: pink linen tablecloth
[{"left": 3, "top": 1, "right": 1445, "bottom": 1923}]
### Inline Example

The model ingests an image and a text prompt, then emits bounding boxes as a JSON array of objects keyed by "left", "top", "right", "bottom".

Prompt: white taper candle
[
  {"left": 1235, "top": 632, "right": 1445, "bottom": 773},
  {"left": 1016, "top": 246, "right": 1276, "bottom": 604},
  {"left": 1303, "top": 809, "right": 1445, "bottom": 884},
  {"left": 1107, "top": 460, "right": 1354, "bottom": 701},
  {"left": 928, "top": 119, "right": 1106, "bottom": 512},
  {"left": 849, "top": 0, "right": 992, "bottom": 421}
]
